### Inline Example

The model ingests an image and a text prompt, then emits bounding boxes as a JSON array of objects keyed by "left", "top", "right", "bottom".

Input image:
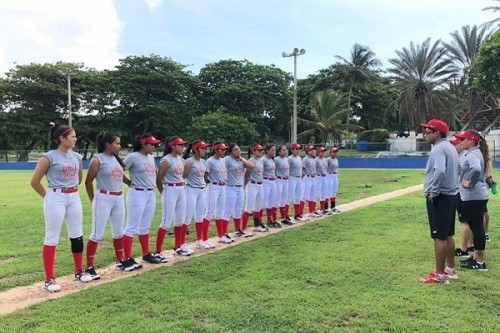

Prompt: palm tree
[
  {"left": 482, "top": 0, "right": 500, "bottom": 27},
  {"left": 334, "top": 44, "right": 382, "bottom": 123},
  {"left": 297, "top": 89, "right": 360, "bottom": 144},
  {"left": 387, "top": 38, "right": 455, "bottom": 127}
]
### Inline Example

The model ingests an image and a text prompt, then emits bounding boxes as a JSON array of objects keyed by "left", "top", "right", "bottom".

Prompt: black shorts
[
  {"left": 426, "top": 194, "right": 456, "bottom": 240},
  {"left": 484, "top": 200, "right": 489, "bottom": 213},
  {"left": 455, "top": 194, "right": 465, "bottom": 222}
]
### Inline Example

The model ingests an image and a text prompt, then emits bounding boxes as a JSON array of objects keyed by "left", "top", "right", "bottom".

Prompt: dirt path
[{"left": 0, "top": 184, "right": 422, "bottom": 315}]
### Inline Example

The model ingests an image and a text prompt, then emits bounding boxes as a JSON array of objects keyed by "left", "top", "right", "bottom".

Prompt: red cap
[
  {"left": 454, "top": 130, "right": 480, "bottom": 143},
  {"left": 193, "top": 141, "right": 209, "bottom": 149},
  {"left": 304, "top": 145, "right": 315, "bottom": 152},
  {"left": 316, "top": 147, "right": 326, "bottom": 153},
  {"left": 140, "top": 135, "right": 161, "bottom": 146},
  {"left": 290, "top": 143, "right": 301, "bottom": 150},
  {"left": 167, "top": 137, "right": 187, "bottom": 147},
  {"left": 250, "top": 144, "right": 265, "bottom": 152},
  {"left": 212, "top": 143, "right": 228, "bottom": 150},
  {"left": 449, "top": 137, "right": 461, "bottom": 145},
  {"left": 330, "top": 147, "right": 339, "bottom": 153},
  {"left": 420, "top": 119, "right": 449, "bottom": 134}
]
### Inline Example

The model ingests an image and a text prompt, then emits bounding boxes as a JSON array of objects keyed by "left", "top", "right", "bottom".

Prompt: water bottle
[{"left": 492, "top": 183, "right": 497, "bottom": 195}]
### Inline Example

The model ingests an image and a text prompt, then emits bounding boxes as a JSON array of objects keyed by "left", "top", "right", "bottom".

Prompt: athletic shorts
[
  {"left": 484, "top": 200, "right": 489, "bottom": 213},
  {"left": 426, "top": 194, "right": 456, "bottom": 240},
  {"left": 455, "top": 193, "right": 465, "bottom": 223}
]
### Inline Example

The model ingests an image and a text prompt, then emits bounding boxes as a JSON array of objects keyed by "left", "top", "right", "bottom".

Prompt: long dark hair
[
  {"left": 264, "top": 143, "right": 275, "bottom": 159},
  {"left": 183, "top": 140, "right": 205, "bottom": 159},
  {"left": 163, "top": 136, "right": 180, "bottom": 157},
  {"left": 277, "top": 145, "right": 287, "bottom": 157},
  {"left": 132, "top": 133, "right": 154, "bottom": 152},
  {"left": 468, "top": 129, "right": 492, "bottom": 175},
  {"left": 96, "top": 132, "right": 125, "bottom": 169},
  {"left": 211, "top": 141, "right": 225, "bottom": 156},
  {"left": 49, "top": 123, "right": 74, "bottom": 150}
]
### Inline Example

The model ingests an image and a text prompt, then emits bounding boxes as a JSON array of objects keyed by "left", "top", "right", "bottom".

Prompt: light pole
[
  {"left": 282, "top": 48, "right": 305, "bottom": 144},
  {"left": 59, "top": 71, "right": 74, "bottom": 127}
]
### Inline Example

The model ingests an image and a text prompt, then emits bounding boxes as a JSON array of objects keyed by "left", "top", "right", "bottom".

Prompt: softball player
[
  {"left": 224, "top": 144, "right": 254, "bottom": 238},
  {"left": 315, "top": 147, "right": 330, "bottom": 215},
  {"left": 288, "top": 143, "right": 306, "bottom": 221},
  {"left": 183, "top": 140, "right": 209, "bottom": 249},
  {"left": 262, "top": 144, "right": 280, "bottom": 228},
  {"left": 274, "top": 145, "right": 293, "bottom": 225},
  {"left": 85, "top": 133, "right": 134, "bottom": 280},
  {"left": 243, "top": 144, "right": 267, "bottom": 232},
  {"left": 303, "top": 145, "right": 320, "bottom": 218},
  {"left": 156, "top": 136, "right": 192, "bottom": 257},
  {"left": 326, "top": 147, "right": 340, "bottom": 212},
  {"left": 30, "top": 124, "right": 92, "bottom": 292},
  {"left": 202, "top": 141, "right": 229, "bottom": 247},
  {"left": 122, "top": 134, "right": 163, "bottom": 267}
]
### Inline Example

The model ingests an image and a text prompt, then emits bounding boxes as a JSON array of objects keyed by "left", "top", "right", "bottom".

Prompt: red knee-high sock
[
  {"left": 72, "top": 251, "right": 83, "bottom": 272},
  {"left": 181, "top": 224, "right": 188, "bottom": 245},
  {"left": 330, "top": 197, "right": 336, "bottom": 207},
  {"left": 260, "top": 209, "right": 264, "bottom": 219},
  {"left": 113, "top": 237, "right": 124, "bottom": 262},
  {"left": 279, "top": 206, "right": 286, "bottom": 219},
  {"left": 138, "top": 234, "right": 149, "bottom": 256},
  {"left": 174, "top": 226, "right": 182, "bottom": 248},
  {"left": 195, "top": 222, "right": 203, "bottom": 241},
  {"left": 320, "top": 200, "right": 326, "bottom": 211},
  {"left": 294, "top": 204, "right": 300, "bottom": 216},
  {"left": 123, "top": 234, "right": 134, "bottom": 258},
  {"left": 86, "top": 240, "right": 98, "bottom": 268},
  {"left": 42, "top": 245, "right": 56, "bottom": 280},
  {"left": 202, "top": 218, "right": 210, "bottom": 241},
  {"left": 221, "top": 219, "right": 229, "bottom": 235},
  {"left": 272, "top": 207, "right": 278, "bottom": 221},
  {"left": 285, "top": 204, "right": 290, "bottom": 217},
  {"left": 242, "top": 212, "right": 250, "bottom": 230},
  {"left": 215, "top": 219, "right": 223, "bottom": 237},
  {"left": 233, "top": 218, "right": 241, "bottom": 232},
  {"left": 299, "top": 201, "right": 305, "bottom": 215},
  {"left": 156, "top": 227, "right": 167, "bottom": 253},
  {"left": 308, "top": 201, "right": 316, "bottom": 213},
  {"left": 266, "top": 208, "right": 274, "bottom": 223}
]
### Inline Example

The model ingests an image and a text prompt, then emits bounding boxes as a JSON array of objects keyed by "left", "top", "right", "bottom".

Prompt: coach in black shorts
[{"left": 419, "top": 119, "right": 459, "bottom": 284}]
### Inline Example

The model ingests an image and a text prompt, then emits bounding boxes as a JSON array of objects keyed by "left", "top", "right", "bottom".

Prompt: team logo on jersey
[
  {"left": 111, "top": 165, "right": 124, "bottom": 181},
  {"left": 144, "top": 162, "right": 156, "bottom": 178},
  {"left": 173, "top": 164, "right": 184, "bottom": 177},
  {"left": 61, "top": 163, "right": 78, "bottom": 180},
  {"left": 217, "top": 165, "right": 227, "bottom": 176},
  {"left": 195, "top": 166, "right": 205, "bottom": 177}
]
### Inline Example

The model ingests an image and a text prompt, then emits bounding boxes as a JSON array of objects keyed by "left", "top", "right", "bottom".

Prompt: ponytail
[
  {"left": 96, "top": 132, "right": 125, "bottom": 169},
  {"left": 469, "top": 129, "right": 491, "bottom": 175}
]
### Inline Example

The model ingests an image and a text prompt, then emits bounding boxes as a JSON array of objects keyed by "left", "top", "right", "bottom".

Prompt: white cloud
[
  {"left": 0, "top": 0, "right": 122, "bottom": 75},
  {"left": 145, "top": 0, "right": 165, "bottom": 12}
]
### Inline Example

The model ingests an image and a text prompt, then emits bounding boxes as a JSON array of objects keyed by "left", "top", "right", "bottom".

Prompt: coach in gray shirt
[{"left": 420, "top": 119, "right": 459, "bottom": 284}]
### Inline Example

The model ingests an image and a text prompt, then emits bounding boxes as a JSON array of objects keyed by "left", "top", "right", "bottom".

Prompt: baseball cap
[
  {"left": 140, "top": 135, "right": 161, "bottom": 146},
  {"left": 193, "top": 141, "right": 210, "bottom": 149},
  {"left": 212, "top": 143, "right": 228, "bottom": 150},
  {"left": 330, "top": 147, "right": 339, "bottom": 153},
  {"left": 454, "top": 130, "right": 480, "bottom": 143},
  {"left": 167, "top": 137, "right": 187, "bottom": 147},
  {"left": 420, "top": 119, "right": 449, "bottom": 134},
  {"left": 316, "top": 146, "right": 326, "bottom": 153},
  {"left": 449, "top": 137, "right": 461, "bottom": 145},
  {"left": 250, "top": 144, "right": 265, "bottom": 151},
  {"left": 290, "top": 143, "right": 301, "bottom": 150},
  {"left": 304, "top": 145, "right": 315, "bottom": 152}
]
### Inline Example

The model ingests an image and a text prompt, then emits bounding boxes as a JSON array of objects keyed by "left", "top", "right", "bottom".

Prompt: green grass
[{"left": 0, "top": 169, "right": 498, "bottom": 332}]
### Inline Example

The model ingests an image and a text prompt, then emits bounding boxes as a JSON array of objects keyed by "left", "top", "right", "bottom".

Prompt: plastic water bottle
[{"left": 492, "top": 183, "right": 497, "bottom": 195}]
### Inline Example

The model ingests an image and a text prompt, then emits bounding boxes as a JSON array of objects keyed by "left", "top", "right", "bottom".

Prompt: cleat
[
  {"left": 454, "top": 248, "right": 470, "bottom": 258},
  {"left": 332, "top": 208, "right": 341, "bottom": 212},
  {"left": 75, "top": 270, "right": 93, "bottom": 283},
  {"left": 234, "top": 230, "right": 246, "bottom": 237},
  {"left": 460, "top": 259, "right": 488, "bottom": 271},
  {"left": 242, "top": 229, "right": 253, "bottom": 237},
  {"left": 180, "top": 244, "right": 195, "bottom": 255},
  {"left": 115, "top": 259, "right": 135, "bottom": 272},
  {"left": 204, "top": 240, "right": 216, "bottom": 248},
  {"left": 281, "top": 218, "right": 294, "bottom": 226},
  {"left": 44, "top": 278, "right": 61, "bottom": 292},
  {"left": 254, "top": 224, "right": 268, "bottom": 232},
  {"left": 153, "top": 252, "right": 168, "bottom": 263},
  {"left": 218, "top": 235, "right": 233, "bottom": 244},
  {"left": 127, "top": 257, "right": 143, "bottom": 270},
  {"left": 85, "top": 266, "right": 101, "bottom": 280},
  {"left": 419, "top": 271, "right": 449, "bottom": 284},
  {"left": 174, "top": 247, "right": 191, "bottom": 256},
  {"left": 196, "top": 240, "right": 211, "bottom": 249},
  {"left": 142, "top": 253, "right": 161, "bottom": 264}
]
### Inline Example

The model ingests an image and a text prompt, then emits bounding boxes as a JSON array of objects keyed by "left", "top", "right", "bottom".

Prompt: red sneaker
[{"left": 419, "top": 271, "right": 449, "bottom": 284}]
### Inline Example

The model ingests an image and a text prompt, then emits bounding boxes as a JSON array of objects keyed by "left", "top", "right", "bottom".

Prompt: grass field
[{"left": 0, "top": 169, "right": 498, "bottom": 332}]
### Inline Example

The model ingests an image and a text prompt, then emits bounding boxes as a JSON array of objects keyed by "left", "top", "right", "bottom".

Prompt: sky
[{"left": 0, "top": 0, "right": 497, "bottom": 79}]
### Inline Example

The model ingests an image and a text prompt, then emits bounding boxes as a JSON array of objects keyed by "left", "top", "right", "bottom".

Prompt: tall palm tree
[
  {"left": 334, "top": 44, "right": 382, "bottom": 123},
  {"left": 388, "top": 38, "right": 455, "bottom": 127},
  {"left": 482, "top": 0, "right": 500, "bottom": 27},
  {"left": 297, "top": 89, "right": 360, "bottom": 144}
]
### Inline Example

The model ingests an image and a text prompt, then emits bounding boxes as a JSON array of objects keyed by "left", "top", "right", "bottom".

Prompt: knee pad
[{"left": 70, "top": 236, "right": 84, "bottom": 253}]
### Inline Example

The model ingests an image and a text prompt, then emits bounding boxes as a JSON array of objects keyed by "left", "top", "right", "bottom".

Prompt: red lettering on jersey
[
  {"left": 61, "top": 163, "right": 78, "bottom": 180},
  {"left": 111, "top": 165, "right": 123, "bottom": 181}
]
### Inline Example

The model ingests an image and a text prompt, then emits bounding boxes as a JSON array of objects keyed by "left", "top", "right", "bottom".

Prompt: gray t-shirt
[
  {"left": 423, "top": 138, "right": 459, "bottom": 197},
  {"left": 95, "top": 153, "right": 124, "bottom": 191},
  {"left": 262, "top": 155, "right": 276, "bottom": 179},
  {"left": 327, "top": 157, "right": 338, "bottom": 173},
  {"left": 42, "top": 150, "right": 82, "bottom": 188},
  {"left": 186, "top": 157, "right": 206, "bottom": 188},
  {"left": 274, "top": 156, "right": 290, "bottom": 178},
  {"left": 160, "top": 154, "right": 184, "bottom": 184},
  {"left": 459, "top": 146, "right": 488, "bottom": 201},
  {"left": 124, "top": 152, "right": 156, "bottom": 189},
  {"left": 315, "top": 157, "right": 327, "bottom": 176},
  {"left": 224, "top": 156, "right": 245, "bottom": 186},
  {"left": 302, "top": 156, "right": 316, "bottom": 176},
  {"left": 287, "top": 155, "right": 303, "bottom": 177},
  {"left": 248, "top": 156, "right": 264, "bottom": 182},
  {"left": 206, "top": 156, "right": 227, "bottom": 183}
]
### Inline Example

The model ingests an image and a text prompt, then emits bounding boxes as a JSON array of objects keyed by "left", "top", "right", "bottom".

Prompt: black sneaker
[
  {"left": 460, "top": 259, "right": 488, "bottom": 271},
  {"left": 485, "top": 233, "right": 490, "bottom": 242},
  {"left": 274, "top": 221, "right": 282, "bottom": 228},
  {"left": 85, "top": 266, "right": 101, "bottom": 280},
  {"left": 224, "top": 233, "right": 235, "bottom": 242},
  {"left": 281, "top": 218, "right": 293, "bottom": 226},
  {"left": 234, "top": 230, "right": 245, "bottom": 237},
  {"left": 454, "top": 248, "right": 470, "bottom": 258},
  {"left": 460, "top": 256, "right": 475, "bottom": 264},
  {"left": 142, "top": 253, "right": 161, "bottom": 264},
  {"left": 127, "top": 257, "right": 143, "bottom": 270},
  {"left": 284, "top": 216, "right": 292, "bottom": 222},
  {"left": 154, "top": 252, "right": 168, "bottom": 263},
  {"left": 75, "top": 270, "right": 92, "bottom": 283},
  {"left": 115, "top": 259, "right": 135, "bottom": 272}
]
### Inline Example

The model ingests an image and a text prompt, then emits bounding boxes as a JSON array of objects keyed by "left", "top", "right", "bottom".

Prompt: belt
[
  {"left": 165, "top": 183, "right": 184, "bottom": 187},
  {"left": 263, "top": 177, "right": 276, "bottom": 181},
  {"left": 305, "top": 175, "right": 315, "bottom": 178},
  {"left": 250, "top": 180, "right": 263, "bottom": 185},
  {"left": 328, "top": 171, "right": 338, "bottom": 174},
  {"left": 211, "top": 182, "right": 226, "bottom": 186},
  {"left": 51, "top": 187, "right": 78, "bottom": 194},
  {"left": 187, "top": 185, "right": 205, "bottom": 189},
  {"left": 99, "top": 190, "right": 123, "bottom": 196},
  {"left": 277, "top": 176, "right": 289, "bottom": 180},
  {"left": 292, "top": 175, "right": 302, "bottom": 178},
  {"left": 319, "top": 174, "right": 326, "bottom": 177},
  {"left": 135, "top": 188, "right": 154, "bottom": 191},
  {"left": 227, "top": 184, "right": 243, "bottom": 187}
]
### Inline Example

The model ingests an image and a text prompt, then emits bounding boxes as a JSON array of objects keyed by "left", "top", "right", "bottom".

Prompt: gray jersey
[
  {"left": 160, "top": 154, "right": 184, "bottom": 184},
  {"left": 261, "top": 155, "right": 276, "bottom": 179},
  {"left": 224, "top": 156, "right": 245, "bottom": 186},
  {"left": 95, "top": 153, "right": 124, "bottom": 191},
  {"left": 124, "top": 152, "right": 156, "bottom": 189},
  {"left": 274, "top": 156, "right": 290, "bottom": 178},
  {"left": 43, "top": 150, "right": 82, "bottom": 188},
  {"left": 288, "top": 155, "right": 303, "bottom": 177},
  {"left": 423, "top": 138, "right": 459, "bottom": 197},
  {"left": 206, "top": 156, "right": 227, "bottom": 183},
  {"left": 459, "top": 146, "right": 488, "bottom": 201},
  {"left": 327, "top": 157, "right": 339, "bottom": 173},
  {"left": 248, "top": 156, "right": 264, "bottom": 182},
  {"left": 302, "top": 156, "right": 316, "bottom": 176},
  {"left": 186, "top": 157, "right": 206, "bottom": 188},
  {"left": 315, "top": 157, "right": 327, "bottom": 176}
]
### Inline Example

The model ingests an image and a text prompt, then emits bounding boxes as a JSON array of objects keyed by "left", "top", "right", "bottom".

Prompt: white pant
[
  {"left": 244, "top": 182, "right": 263, "bottom": 213},
  {"left": 288, "top": 176, "right": 303, "bottom": 204},
  {"left": 89, "top": 191, "right": 125, "bottom": 242},
  {"left": 185, "top": 186, "right": 206, "bottom": 224},
  {"left": 224, "top": 185, "right": 244, "bottom": 220},
  {"left": 315, "top": 176, "right": 327, "bottom": 201},
  {"left": 124, "top": 188, "right": 156, "bottom": 237},
  {"left": 43, "top": 191, "right": 83, "bottom": 246},
  {"left": 326, "top": 173, "right": 339, "bottom": 198},
  {"left": 161, "top": 185, "right": 186, "bottom": 228},
  {"left": 303, "top": 176, "right": 316, "bottom": 201},
  {"left": 204, "top": 183, "right": 226, "bottom": 220},
  {"left": 262, "top": 179, "right": 276, "bottom": 209},
  {"left": 275, "top": 178, "right": 288, "bottom": 207}
]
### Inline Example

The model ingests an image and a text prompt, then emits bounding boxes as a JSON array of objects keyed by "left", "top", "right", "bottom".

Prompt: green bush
[{"left": 357, "top": 129, "right": 389, "bottom": 151}]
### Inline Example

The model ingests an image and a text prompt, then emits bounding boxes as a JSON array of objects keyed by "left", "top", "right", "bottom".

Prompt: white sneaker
[
  {"left": 196, "top": 240, "right": 211, "bottom": 249},
  {"left": 332, "top": 208, "right": 341, "bottom": 212},
  {"left": 309, "top": 212, "right": 321, "bottom": 218},
  {"left": 253, "top": 225, "right": 268, "bottom": 232},
  {"left": 204, "top": 240, "right": 216, "bottom": 248},
  {"left": 242, "top": 229, "right": 254, "bottom": 237},
  {"left": 325, "top": 208, "right": 333, "bottom": 213},
  {"left": 218, "top": 235, "right": 232, "bottom": 244},
  {"left": 75, "top": 270, "right": 93, "bottom": 283},
  {"left": 44, "top": 278, "right": 61, "bottom": 292},
  {"left": 174, "top": 247, "right": 191, "bottom": 256},
  {"left": 180, "top": 244, "right": 194, "bottom": 255}
]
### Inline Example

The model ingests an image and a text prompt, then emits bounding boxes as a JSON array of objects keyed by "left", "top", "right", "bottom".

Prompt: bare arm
[
  {"left": 85, "top": 157, "right": 99, "bottom": 202},
  {"left": 30, "top": 156, "right": 50, "bottom": 198},
  {"left": 244, "top": 168, "right": 250, "bottom": 187},
  {"left": 156, "top": 161, "right": 168, "bottom": 194},
  {"left": 183, "top": 160, "right": 191, "bottom": 179},
  {"left": 123, "top": 174, "right": 131, "bottom": 187},
  {"left": 241, "top": 157, "right": 254, "bottom": 171}
]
